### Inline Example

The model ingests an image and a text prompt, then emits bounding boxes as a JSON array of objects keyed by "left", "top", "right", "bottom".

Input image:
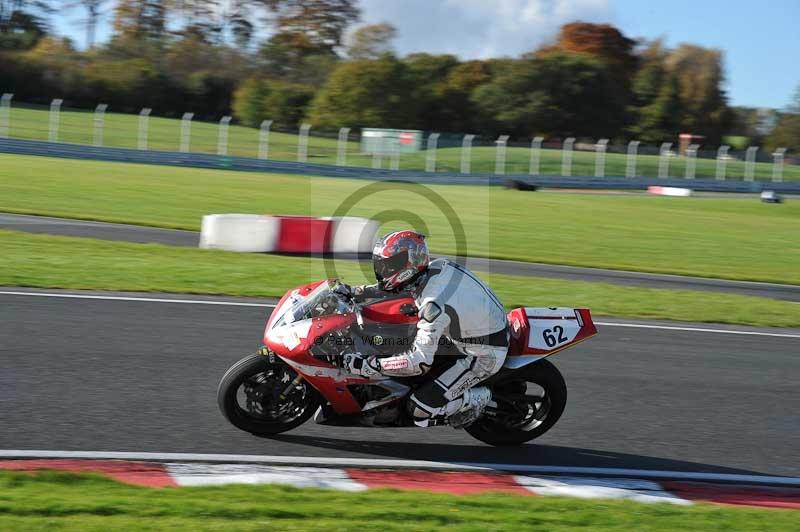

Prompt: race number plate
[{"left": 525, "top": 307, "right": 591, "bottom": 354}]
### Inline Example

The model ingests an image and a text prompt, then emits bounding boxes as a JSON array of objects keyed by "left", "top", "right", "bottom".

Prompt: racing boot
[{"left": 447, "top": 386, "right": 492, "bottom": 429}]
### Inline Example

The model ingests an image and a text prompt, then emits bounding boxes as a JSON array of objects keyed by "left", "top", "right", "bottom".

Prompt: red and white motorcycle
[{"left": 218, "top": 280, "right": 597, "bottom": 445}]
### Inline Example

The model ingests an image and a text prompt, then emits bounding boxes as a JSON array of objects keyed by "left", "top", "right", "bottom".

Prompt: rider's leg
[{"left": 410, "top": 344, "right": 507, "bottom": 427}]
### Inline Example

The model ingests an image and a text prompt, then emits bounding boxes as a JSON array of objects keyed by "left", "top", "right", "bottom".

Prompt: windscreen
[{"left": 271, "top": 282, "right": 350, "bottom": 330}]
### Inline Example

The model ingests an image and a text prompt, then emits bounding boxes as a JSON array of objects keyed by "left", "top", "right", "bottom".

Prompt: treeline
[{"left": 1, "top": 0, "right": 797, "bottom": 149}]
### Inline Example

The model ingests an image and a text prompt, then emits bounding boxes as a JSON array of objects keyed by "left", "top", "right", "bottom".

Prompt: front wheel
[
  {"left": 218, "top": 353, "right": 319, "bottom": 436},
  {"left": 465, "top": 359, "right": 567, "bottom": 446}
]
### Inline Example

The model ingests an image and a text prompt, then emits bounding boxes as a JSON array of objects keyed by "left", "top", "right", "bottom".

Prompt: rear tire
[
  {"left": 218, "top": 353, "right": 319, "bottom": 436},
  {"left": 465, "top": 359, "right": 567, "bottom": 446}
]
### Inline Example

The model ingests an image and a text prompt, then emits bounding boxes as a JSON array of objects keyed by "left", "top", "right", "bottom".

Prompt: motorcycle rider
[{"left": 340, "top": 230, "right": 508, "bottom": 428}]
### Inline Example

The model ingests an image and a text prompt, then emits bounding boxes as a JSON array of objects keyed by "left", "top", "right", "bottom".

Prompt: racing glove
[
  {"left": 343, "top": 353, "right": 381, "bottom": 378},
  {"left": 332, "top": 281, "right": 354, "bottom": 301}
]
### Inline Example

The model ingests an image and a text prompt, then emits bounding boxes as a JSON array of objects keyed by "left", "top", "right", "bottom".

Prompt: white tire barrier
[
  {"left": 647, "top": 186, "right": 692, "bottom": 197},
  {"left": 199, "top": 214, "right": 279, "bottom": 252},
  {"left": 327, "top": 216, "right": 381, "bottom": 254},
  {"left": 200, "top": 214, "right": 378, "bottom": 254}
]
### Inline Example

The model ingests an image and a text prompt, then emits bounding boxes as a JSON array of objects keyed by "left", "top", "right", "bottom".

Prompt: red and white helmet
[{"left": 372, "top": 230, "right": 430, "bottom": 291}]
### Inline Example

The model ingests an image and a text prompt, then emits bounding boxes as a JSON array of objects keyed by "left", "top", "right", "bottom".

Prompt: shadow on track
[{"left": 269, "top": 433, "right": 772, "bottom": 476}]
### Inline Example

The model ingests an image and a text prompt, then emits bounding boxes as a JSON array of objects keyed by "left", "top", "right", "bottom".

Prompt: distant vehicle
[
  {"left": 218, "top": 279, "right": 597, "bottom": 446},
  {"left": 717, "top": 154, "right": 737, "bottom": 161}
]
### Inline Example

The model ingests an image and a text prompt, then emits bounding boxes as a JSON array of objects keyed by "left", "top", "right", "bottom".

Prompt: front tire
[
  {"left": 218, "top": 353, "right": 319, "bottom": 436},
  {"left": 465, "top": 359, "right": 567, "bottom": 446}
]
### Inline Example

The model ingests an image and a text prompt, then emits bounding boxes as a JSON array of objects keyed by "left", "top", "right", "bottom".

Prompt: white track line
[
  {"left": 595, "top": 321, "right": 800, "bottom": 339},
  {"left": 1, "top": 450, "right": 799, "bottom": 486},
  {"left": 1, "top": 290, "right": 798, "bottom": 338},
  {"left": 0, "top": 290, "right": 274, "bottom": 308}
]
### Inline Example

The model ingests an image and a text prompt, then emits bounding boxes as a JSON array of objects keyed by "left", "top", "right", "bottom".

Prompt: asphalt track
[
  {"left": 2, "top": 212, "right": 798, "bottom": 301},
  {"left": 2, "top": 289, "right": 799, "bottom": 478}
]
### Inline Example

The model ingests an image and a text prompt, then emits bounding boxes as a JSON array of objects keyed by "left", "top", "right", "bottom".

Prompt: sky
[{"left": 56, "top": 0, "right": 800, "bottom": 109}]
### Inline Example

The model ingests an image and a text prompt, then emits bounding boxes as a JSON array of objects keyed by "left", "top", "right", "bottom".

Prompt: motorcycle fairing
[{"left": 507, "top": 307, "right": 597, "bottom": 358}]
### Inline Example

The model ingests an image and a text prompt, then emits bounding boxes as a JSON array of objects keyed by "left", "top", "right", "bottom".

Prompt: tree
[
  {"left": 0, "top": 0, "right": 50, "bottom": 49},
  {"left": 232, "top": 77, "right": 314, "bottom": 129},
  {"left": 260, "top": 0, "right": 358, "bottom": 54},
  {"left": 729, "top": 106, "right": 779, "bottom": 145},
  {"left": 471, "top": 53, "right": 623, "bottom": 139},
  {"left": 232, "top": 77, "right": 269, "bottom": 126},
  {"left": 403, "top": 53, "right": 459, "bottom": 131},
  {"left": 346, "top": 22, "right": 395, "bottom": 59},
  {"left": 538, "top": 22, "right": 637, "bottom": 106},
  {"left": 306, "top": 56, "right": 416, "bottom": 130},
  {"left": 258, "top": 32, "right": 338, "bottom": 85},
  {"left": 631, "top": 72, "right": 682, "bottom": 143},
  {"left": 766, "top": 86, "right": 800, "bottom": 153},
  {"left": 441, "top": 59, "right": 493, "bottom": 132},
  {"left": 226, "top": 1, "right": 255, "bottom": 48},
  {"left": 66, "top": 0, "right": 109, "bottom": 48},
  {"left": 766, "top": 114, "right": 800, "bottom": 153},
  {"left": 627, "top": 40, "right": 681, "bottom": 142},
  {"left": 173, "top": 0, "right": 222, "bottom": 42},
  {"left": 664, "top": 44, "right": 729, "bottom": 143},
  {"left": 112, "top": 0, "right": 168, "bottom": 43}
]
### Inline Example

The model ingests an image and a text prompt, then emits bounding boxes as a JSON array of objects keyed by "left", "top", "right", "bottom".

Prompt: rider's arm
[{"left": 377, "top": 300, "right": 450, "bottom": 377}]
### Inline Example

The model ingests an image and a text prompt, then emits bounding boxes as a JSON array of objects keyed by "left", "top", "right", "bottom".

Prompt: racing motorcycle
[{"left": 218, "top": 280, "right": 597, "bottom": 446}]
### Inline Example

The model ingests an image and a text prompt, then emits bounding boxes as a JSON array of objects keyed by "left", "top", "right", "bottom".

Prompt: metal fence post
[
  {"left": 138, "top": 108, "right": 151, "bottom": 150},
  {"left": 495, "top": 135, "right": 509, "bottom": 175},
  {"left": 0, "top": 93, "right": 12, "bottom": 138},
  {"left": 625, "top": 140, "right": 640, "bottom": 177},
  {"left": 258, "top": 120, "right": 272, "bottom": 160},
  {"left": 744, "top": 146, "right": 758, "bottom": 181},
  {"left": 685, "top": 143, "right": 700, "bottom": 179},
  {"left": 529, "top": 136, "right": 543, "bottom": 175},
  {"left": 217, "top": 116, "right": 232, "bottom": 156},
  {"left": 336, "top": 127, "right": 350, "bottom": 166},
  {"left": 658, "top": 142, "right": 672, "bottom": 178},
  {"left": 715, "top": 145, "right": 729, "bottom": 180},
  {"left": 93, "top": 103, "right": 107, "bottom": 147},
  {"left": 772, "top": 148, "right": 787, "bottom": 183},
  {"left": 561, "top": 137, "right": 575, "bottom": 176},
  {"left": 180, "top": 112, "right": 193, "bottom": 153},
  {"left": 425, "top": 133, "right": 440, "bottom": 172},
  {"left": 372, "top": 140, "right": 382, "bottom": 169},
  {"left": 461, "top": 134, "right": 475, "bottom": 174},
  {"left": 49, "top": 99, "right": 63, "bottom": 142},
  {"left": 297, "top": 123, "right": 311, "bottom": 163},
  {"left": 594, "top": 138, "right": 609, "bottom": 177},
  {"left": 390, "top": 135, "right": 400, "bottom": 170}
]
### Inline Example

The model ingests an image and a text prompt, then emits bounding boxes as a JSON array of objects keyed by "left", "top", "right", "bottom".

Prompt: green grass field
[
  {"left": 1, "top": 471, "right": 797, "bottom": 532},
  {"left": 2, "top": 230, "right": 798, "bottom": 327},
  {"left": 6, "top": 104, "right": 797, "bottom": 181},
  {"left": 1, "top": 154, "right": 798, "bottom": 284}
]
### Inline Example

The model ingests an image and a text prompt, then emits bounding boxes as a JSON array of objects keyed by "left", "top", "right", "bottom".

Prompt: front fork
[{"left": 258, "top": 345, "right": 305, "bottom": 400}]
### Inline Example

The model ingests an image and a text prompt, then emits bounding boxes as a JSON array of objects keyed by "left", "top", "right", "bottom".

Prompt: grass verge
[
  {"left": 1, "top": 154, "right": 798, "bottom": 284},
  {"left": 1, "top": 230, "right": 798, "bottom": 327},
  {"left": 0, "top": 471, "right": 796, "bottom": 532}
]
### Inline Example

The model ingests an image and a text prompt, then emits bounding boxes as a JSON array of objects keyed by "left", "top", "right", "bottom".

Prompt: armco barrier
[
  {"left": 200, "top": 214, "right": 378, "bottom": 254},
  {"left": 2, "top": 137, "right": 799, "bottom": 193}
]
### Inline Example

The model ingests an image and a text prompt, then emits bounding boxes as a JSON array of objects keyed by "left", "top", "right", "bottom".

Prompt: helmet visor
[{"left": 374, "top": 250, "right": 410, "bottom": 281}]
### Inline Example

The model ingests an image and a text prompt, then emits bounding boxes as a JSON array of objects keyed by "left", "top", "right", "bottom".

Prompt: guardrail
[{"left": 2, "top": 137, "right": 799, "bottom": 193}]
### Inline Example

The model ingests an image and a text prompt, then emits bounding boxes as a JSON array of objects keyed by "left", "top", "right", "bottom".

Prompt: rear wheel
[
  {"left": 465, "top": 359, "right": 567, "bottom": 446},
  {"left": 217, "top": 353, "right": 319, "bottom": 436}
]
